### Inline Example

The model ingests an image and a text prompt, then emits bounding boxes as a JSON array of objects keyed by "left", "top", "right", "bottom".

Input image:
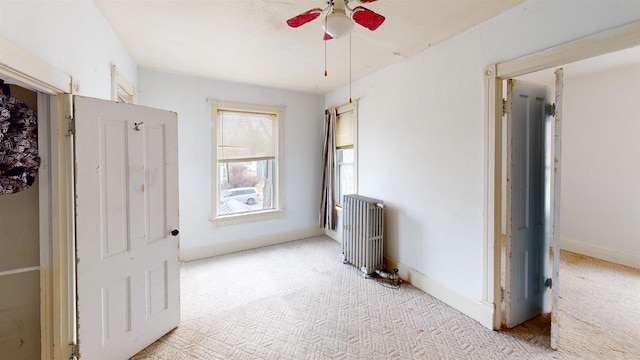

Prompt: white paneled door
[
  {"left": 504, "top": 79, "right": 549, "bottom": 328},
  {"left": 74, "top": 97, "right": 180, "bottom": 359}
]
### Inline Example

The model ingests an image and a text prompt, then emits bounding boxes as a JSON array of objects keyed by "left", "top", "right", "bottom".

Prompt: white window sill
[{"left": 209, "top": 209, "right": 284, "bottom": 227}]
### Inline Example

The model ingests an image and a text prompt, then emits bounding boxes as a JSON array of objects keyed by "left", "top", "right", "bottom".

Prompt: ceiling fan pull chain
[
  {"left": 325, "top": 40, "right": 328, "bottom": 76},
  {"left": 349, "top": 32, "right": 352, "bottom": 104},
  {"left": 324, "top": 17, "right": 328, "bottom": 77}
]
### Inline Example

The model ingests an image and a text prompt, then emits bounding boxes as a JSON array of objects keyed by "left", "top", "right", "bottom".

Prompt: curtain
[{"left": 319, "top": 108, "right": 337, "bottom": 230}]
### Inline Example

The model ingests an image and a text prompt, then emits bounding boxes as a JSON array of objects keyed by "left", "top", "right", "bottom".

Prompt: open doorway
[
  {"left": 501, "top": 44, "right": 640, "bottom": 351},
  {"left": 482, "top": 20, "right": 640, "bottom": 350},
  {"left": 515, "top": 46, "right": 640, "bottom": 269},
  {"left": 0, "top": 78, "right": 54, "bottom": 360}
]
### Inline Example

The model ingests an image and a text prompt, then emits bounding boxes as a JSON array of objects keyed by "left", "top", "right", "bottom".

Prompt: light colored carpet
[{"left": 131, "top": 236, "right": 640, "bottom": 359}]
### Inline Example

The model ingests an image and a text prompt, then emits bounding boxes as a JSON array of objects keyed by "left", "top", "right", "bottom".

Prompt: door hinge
[
  {"left": 546, "top": 103, "right": 556, "bottom": 117},
  {"left": 69, "top": 344, "right": 79, "bottom": 360},
  {"left": 502, "top": 98, "right": 510, "bottom": 116},
  {"left": 68, "top": 116, "right": 75, "bottom": 136},
  {"left": 545, "top": 278, "right": 553, "bottom": 289}
]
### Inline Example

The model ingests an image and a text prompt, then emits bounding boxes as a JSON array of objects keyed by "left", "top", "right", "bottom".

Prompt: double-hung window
[
  {"left": 335, "top": 101, "right": 357, "bottom": 207},
  {"left": 211, "top": 101, "right": 283, "bottom": 224}
]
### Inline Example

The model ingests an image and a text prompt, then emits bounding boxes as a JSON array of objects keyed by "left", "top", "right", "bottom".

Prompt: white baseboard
[
  {"left": 324, "top": 228, "right": 341, "bottom": 243},
  {"left": 560, "top": 238, "right": 640, "bottom": 269},
  {"left": 384, "top": 256, "right": 495, "bottom": 329},
  {"left": 478, "top": 301, "right": 498, "bottom": 330},
  {"left": 180, "top": 226, "right": 325, "bottom": 262}
]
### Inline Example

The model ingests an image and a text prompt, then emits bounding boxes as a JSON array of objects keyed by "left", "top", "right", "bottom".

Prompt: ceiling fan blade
[
  {"left": 352, "top": 6, "right": 385, "bottom": 31},
  {"left": 286, "top": 8, "right": 323, "bottom": 28},
  {"left": 323, "top": 33, "right": 333, "bottom": 41}
]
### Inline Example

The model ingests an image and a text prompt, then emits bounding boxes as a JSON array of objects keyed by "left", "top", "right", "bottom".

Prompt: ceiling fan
[{"left": 286, "top": 0, "right": 385, "bottom": 40}]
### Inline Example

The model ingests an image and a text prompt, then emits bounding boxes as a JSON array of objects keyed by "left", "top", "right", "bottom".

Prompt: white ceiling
[{"left": 95, "top": 0, "right": 524, "bottom": 94}]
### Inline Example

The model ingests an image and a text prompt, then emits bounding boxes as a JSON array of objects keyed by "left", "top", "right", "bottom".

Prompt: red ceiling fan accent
[
  {"left": 352, "top": 7, "right": 385, "bottom": 31},
  {"left": 285, "top": 0, "right": 385, "bottom": 34},
  {"left": 286, "top": 8, "right": 323, "bottom": 28},
  {"left": 287, "top": 0, "right": 385, "bottom": 90}
]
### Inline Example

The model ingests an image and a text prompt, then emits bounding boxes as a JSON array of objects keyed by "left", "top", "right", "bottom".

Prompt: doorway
[
  {"left": 501, "top": 46, "right": 640, "bottom": 349},
  {"left": 515, "top": 47, "right": 640, "bottom": 269},
  {"left": 482, "top": 20, "right": 640, "bottom": 346},
  {"left": 0, "top": 79, "right": 54, "bottom": 360}
]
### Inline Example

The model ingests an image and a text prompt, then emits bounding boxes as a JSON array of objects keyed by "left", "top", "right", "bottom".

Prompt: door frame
[
  {"left": 0, "top": 36, "right": 74, "bottom": 359},
  {"left": 481, "top": 20, "right": 640, "bottom": 330}
]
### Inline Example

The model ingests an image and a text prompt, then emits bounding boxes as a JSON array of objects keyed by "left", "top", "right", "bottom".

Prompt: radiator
[{"left": 341, "top": 194, "right": 384, "bottom": 277}]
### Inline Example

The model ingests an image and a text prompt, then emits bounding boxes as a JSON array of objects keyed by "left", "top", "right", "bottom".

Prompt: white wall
[
  {"left": 560, "top": 64, "right": 640, "bottom": 267},
  {"left": 0, "top": 0, "right": 136, "bottom": 99},
  {"left": 137, "top": 70, "right": 325, "bottom": 257},
  {"left": 325, "top": 0, "right": 640, "bottom": 305}
]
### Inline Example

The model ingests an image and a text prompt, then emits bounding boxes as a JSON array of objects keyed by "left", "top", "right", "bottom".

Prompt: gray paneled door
[
  {"left": 504, "top": 79, "right": 549, "bottom": 328},
  {"left": 74, "top": 97, "right": 180, "bottom": 359}
]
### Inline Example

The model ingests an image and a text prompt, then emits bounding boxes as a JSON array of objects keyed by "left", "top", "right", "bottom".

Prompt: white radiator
[{"left": 341, "top": 194, "right": 384, "bottom": 277}]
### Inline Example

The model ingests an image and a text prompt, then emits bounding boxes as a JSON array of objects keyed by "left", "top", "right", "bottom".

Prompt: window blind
[
  {"left": 336, "top": 110, "right": 354, "bottom": 149},
  {"left": 217, "top": 110, "right": 276, "bottom": 161}
]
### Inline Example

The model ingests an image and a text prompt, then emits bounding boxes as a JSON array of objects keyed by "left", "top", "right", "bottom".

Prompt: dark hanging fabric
[
  {"left": 0, "top": 80, "right": 11, "bottom": 97},
  {"left": 0, "top": 94, "right": 40, "bottom": 194}
]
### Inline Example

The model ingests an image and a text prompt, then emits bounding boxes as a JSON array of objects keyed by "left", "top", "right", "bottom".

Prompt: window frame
[
  {"left": 209, "top": 100, "right": 285, "bottom": 226},
  {"left": 110, "top": 63, "right": 136, "bottom": 104},
  {"left": 334, "top": 100, "right": 358, "bottom": 209}
]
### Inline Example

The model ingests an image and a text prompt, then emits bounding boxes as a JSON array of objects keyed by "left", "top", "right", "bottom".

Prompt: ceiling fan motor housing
[
  {"left": 323, "top": 10, "right": 354, "bottom": 39},
  {"left": 286, "top": 0, "right": 385, "bottom": 37}
]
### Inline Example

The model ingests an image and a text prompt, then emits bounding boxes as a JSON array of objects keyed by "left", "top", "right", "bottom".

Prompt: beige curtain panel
[{"left": 319, "top": 108, "right": 337, "bottom": 230}]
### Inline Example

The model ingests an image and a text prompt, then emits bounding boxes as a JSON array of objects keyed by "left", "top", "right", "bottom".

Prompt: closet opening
[{"left": 0, "top": 77, "right": 54, "bottom": 360}]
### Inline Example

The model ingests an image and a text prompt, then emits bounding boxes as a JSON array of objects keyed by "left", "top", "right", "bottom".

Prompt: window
[
  {"left": 110, "top": 64, "right": 136, "bottom": 104},
  {"left": 211, "top": 101, "right": 283, "bottom": 224},
  {"left": 337, "top": 148, "right": 355, "bottom": 206},
  {"left": 335, "top": 101, "right": 357, "bottom": 207}
]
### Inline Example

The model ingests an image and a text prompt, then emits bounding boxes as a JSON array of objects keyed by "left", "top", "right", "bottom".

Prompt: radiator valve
[{"left": 375, "top": 269, "right": 400, "bottom": 286}]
